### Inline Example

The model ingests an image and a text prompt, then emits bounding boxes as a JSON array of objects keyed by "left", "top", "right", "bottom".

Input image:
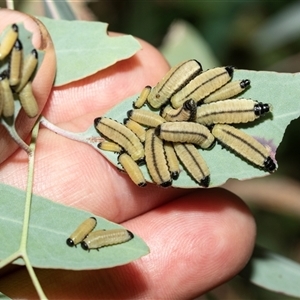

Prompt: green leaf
[
  {"left": 240, "top": 245, "right": 300, "bottom": 298},
  {"left": 83, "top": 69, "right": 300, "bottom": 188},
  {"left": 37, "top": 17, "right": 141, "bottom": 87},
  {"left": 0, "top": 183, "right": 149, "bottom": 270},
  {"left": 160, "top": 20, "right": 220, "bottom": 69}
]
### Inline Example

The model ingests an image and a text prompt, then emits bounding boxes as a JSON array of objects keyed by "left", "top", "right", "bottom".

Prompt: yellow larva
[
  {"left": 18, "top": 81, "right": 39, "bottom": 118},
  {"left": 95, "top": 117, "right": 144, "bottom": 162},
  {"left": 9, "top": 39, "right": 23, "bottom": 86},
  {"left": 15, "top": 49, "right": 38, "bottom": 93},
  {"left": 196, "top": 99, "right": 271, "bottom": 125},
  {"left": 163, "top": 142, "right": 180, "bottom": 180},
  {"left": 97, "top": 140, "right": 122, "bottom": 153},
  {"left": 202, "top": 79, "right": 251, "bottom": 104},
  {"left": 145, "top": 128, "right": 172, "bottom": 187},
  {"left": 170, "top": 66, "right": 234, "bottom": 108},
  {"left": 0, "top": 24, "right": 18, "bottom": 60},
  {"left": 0, "top": 71, "right": 15, "bottom": 118},
  {"left": 147, "top": 59, "right": 203, "bottom": 109},
  {"left": 160, "top": 99, "right": 197, "bottom": 122},
  {"left": 124, "top": 118, "right": 146, "bottom": 142},
  {"left": 133, "top": 85, "right": 151, "bottom": 108},
  {"left": 118, "top": 152, "right": 146, "bottom": 187},
  {"left": 155, "top": 121, "right": 215, "bottom": 149},
  {"left": 127, "top": 109, "right": 166, "bottom": 128},
  {"left": 81, "top": 228, "right": 134, "bottom": 251},
  {"left": 66, "top": 217, "right": 97, "bottom": 247},
  {"left": 212, "top": 124, "right": 277, "bottom": 172},
  {"left": 173, "top": 142, "right": 210, "bottom": 187}
]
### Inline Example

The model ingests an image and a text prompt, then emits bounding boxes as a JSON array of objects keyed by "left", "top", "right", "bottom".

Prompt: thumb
[{"left": 0, "top": 8, "right": 56, "bottom": 163}]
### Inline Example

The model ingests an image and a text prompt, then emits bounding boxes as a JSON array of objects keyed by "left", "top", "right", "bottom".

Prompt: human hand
[{"left": 0, "top": 9, "right": 256, "bottom": 299}]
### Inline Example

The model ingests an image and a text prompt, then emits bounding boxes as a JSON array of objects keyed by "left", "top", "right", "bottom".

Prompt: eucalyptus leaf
[
  {"left": 240, "top": 245, "right": 300, "bottom": 298},
  {"left": 0, "top": 183, "right": 149, "bottom": 270},
  {"left": 82, "top": 69, "right": 300, "bottom": 188},
  {"left": 37, "top": 17, "right": 141, "bottom": 87}
]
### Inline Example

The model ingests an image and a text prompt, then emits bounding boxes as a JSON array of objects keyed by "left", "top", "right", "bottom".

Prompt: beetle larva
[
  {"left": 95, "top": 117, "right": 144, "bottom": 162},
  {"left": 155, "top": 121, "right": 215, "bottom": 149},
  {"left": 9, "top": 39, "right": 23, "bottom": 86},
  {"left": 81, "top": 228, "right": 134, "bottom": 251},
  {"left": 196, "top": 99, "right": 271, "bottom": 125},
  {"left": 98, "top": 140, "right": 123, "bottom": 153},
  {"left": 163, "top": 141, "right": 180, "bottom": 180},
  {"left": 173, "top": 142, "right": 210, "bottom": 187},
  {"left": 66, "top": 217, "right": 97, "bottom": 247},
  {"left": 147, "top": 59, "right": 203, "bottom": 109},
  {"left": 202, "top": 79, "right": 251, "bottom": 104},
  {"left": 127, "top": 109, "right": 166, "bottom": 128},
  {"left": 144, "top": 128, "right": 172, "bottom": 187},
  {"left": 15, "top": 49, "right": 38, "bottom": 93},
  {"left": 170, "top": 66, "right": 234, "bottom": 108},
  {"left": 133, "top": 85, "right": 151, "bottom": 108},
  {"left": 160, "top": 99, "right": 197, "bottom": 122},
  {"left": 0, "top": 71, "right": 14, "bottom": 118},
  {"left": 0, "top": 24, "right": 18, "bottom": 60},
  {"left": 124, "top": 118, "right": 146, "bottom": 142},
  {"left": 18, "top": 81, "right": 39, "bottom": 118},
  {"left": 212, "top": 124, "right": 277, "bottom": 172}
]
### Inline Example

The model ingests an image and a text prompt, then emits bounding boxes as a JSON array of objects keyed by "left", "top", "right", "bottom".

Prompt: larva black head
[
  {"left": 66, "top": 238, "right": 75, "bottom": 247},
  {"left": 12, "top": 23, "right": 18, "bottom": 32},
  {"left": 127, "top": 110, "right": 133, "bottom": 118},
  {"left": 14, "top": 39, "right": 23, "bottom": 51},
  {"left": 138, "top": 181, "right": 147, "bottom": 187},
  {"left": 171, "top": 171, "right": 179, "bottom": 180},
  {"left": 193, "top": 59, "right": 203, "bottom": 71},
  {"left": 200, "top": 176, "right": 210, "bottom": 188},
  {"left": 225, "top": 66, "right": 234, "bottom": 77},
  {"left": 254, "top": 102, "right": 271, "bottom": 116},
  {"left": 127, "top": 230, "right": 134, "bottom": 239},
  {"left": 154, "top": 125, "right": 161, "bottom": 136},
  {"left": 136, "top": 157, "right": 145, "bottom": 166},
  {"left": 183, "top": 99, "right": 196, "bottom": 111},
  {"left": 160, "top": 180, "right": 172, "bottom": 188},
  {"left": 264, "top": 156, "right": 277, "bottom": 173},
  {"left": 31, "top": 49, "right": 38, "bottom": 59},
  {"left": 240, "top": 79, "right": 251, "bottom": 88},
  {"left": 0, "top": 71, "right": 7, "bottom": 81},
  {"left": 81, "top": 242, "right": 90, "bottom": 251},
  {"left": 94, "top": 117, "right": 102, "bottom": 127},
  {"left": 123, "top": 118, "right": 129, "bottom": 125}
]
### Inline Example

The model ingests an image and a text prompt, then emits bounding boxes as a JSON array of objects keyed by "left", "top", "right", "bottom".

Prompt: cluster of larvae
[
  {"left": 0, "top": 23, "right": 38, "bottom": 119},
  {"left": 66, "top": 217, "right": 134, "bottom": 251},
  {"left": 95, "top": 59, "right": 277, "bottom": 188}
]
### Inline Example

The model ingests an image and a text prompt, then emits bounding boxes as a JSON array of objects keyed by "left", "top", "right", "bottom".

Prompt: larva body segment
[
  {"left": 196, "top": 99, "right": 271, "bottom": 125},
  {"left": 155, "top": 121, "right": 215, "bottom": 149},
  {"left": 124, "top": 118, "right": 146, "bottom": 142},
  {"left": 97, "top": 141, "right": 123, "bottom": 153},
  {"left": 170, "top": 66, "right": 234, "bottom": 108},
  {"left": 173, "top": 143, "right": 210, "bottom": 187},
  {"left": 95, "top": 117, "right": 144, "bottom": 162},
  {"left": 0, "top": 72, "right": 14, "bottom": 118},
  {"left": 212, "top": 124, "right": 277, "bottom": 172},
  {"left": 147, "top": 59, "right": 203, "bottom": 109},
  {"left": 81, "top": 229, "right": 134, "bottom": 251},
  {"left": 163, "top": 141, "right": 180, "bottom": 180},
  {"left": 144, "top": 128, "right": 172, "bottom": 187},
  {"left": 66, "top": 217, "right": 97, "bottom": 247}
]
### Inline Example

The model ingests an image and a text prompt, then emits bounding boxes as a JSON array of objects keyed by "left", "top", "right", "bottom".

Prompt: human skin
[{"left": 0, "top": 9, "right": 256, "bottom": 299}]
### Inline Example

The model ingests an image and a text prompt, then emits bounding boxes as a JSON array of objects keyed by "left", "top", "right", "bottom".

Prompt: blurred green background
[{"left": 12, "top": 0, "right": 300, "bottom": 298}]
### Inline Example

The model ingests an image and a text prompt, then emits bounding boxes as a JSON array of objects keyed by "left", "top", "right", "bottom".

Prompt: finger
[
  {"left": 0, "top": 9, "right": 56, "bottom": 163},
  {"left": 42, "top": 36, "right": 170, "bottom": 124},
  {"left": 0, "top": 189, "right": 256, "bottom": 299}
]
